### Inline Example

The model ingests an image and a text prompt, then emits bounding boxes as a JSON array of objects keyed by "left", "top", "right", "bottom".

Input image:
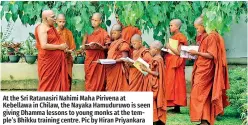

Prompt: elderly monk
[
  {"left": 35, "top": 10, "right": 69, "bottom": 91},
  {"left": 115, "top": 14, "right": 142, "bottom": 58},
  {"left": 164, "top": 19, "right": 188, "bottom": 112},
  {"left": 188, "top": 15, "right": 230, "bottom": 125},
  {"left": 56, "top": 14, "right": 76, "bottom": 90},
  {"left": 105, "top": 24, "right": 130, "bottom": 91},
  {"left": 127, "top": 34, "right": 152, "bottom": 91},
  {"left": 82, "top": 13, "right": 110, "bottom": 91},
  {"left": 141, "top": 41, "right": 167, "bottom": 125}
]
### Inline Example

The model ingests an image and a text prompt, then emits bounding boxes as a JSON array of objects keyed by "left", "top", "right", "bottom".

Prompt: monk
[
  {"left": 56, "top": 14, "right": 76, "bottom": 90},
  {"left": 115, "top": 14, "right": 142, "bottom": 58},
  {"left": 188, "top": 15, "right": 230, "bottom": 125},
  {"left": 35, "top": 10, "right": 69, "bottom": 91},
  {"left": 140, "top": 41, "right": 167, "bottom": 125},
  {"left": 164, "top": 19, "right": 188, "bottom": 112},
  {"left": 127, "top": 34, "right": 152, "bottom": 91},
  {"left": 105, "top": 24, "right": 130, "bottom": 91},
  {"left": 82, "top": 13, "right": 110, "bottom": 91}
]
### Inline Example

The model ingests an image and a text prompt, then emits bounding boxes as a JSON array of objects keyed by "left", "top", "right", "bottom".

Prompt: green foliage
[
  {"left": 227, "top": 67, "right": 247, "bottom": 121},
  {"left": 21, "top": 33, "right": 38, "bottom": 56},
  {"left": 0, "top": 1, "right": 247, "bottom": 47}
]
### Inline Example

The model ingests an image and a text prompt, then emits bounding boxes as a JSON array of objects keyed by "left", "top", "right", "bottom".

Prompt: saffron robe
[
  {"left": 190, "top": 31, "right": 230, "bottom": 125},
  {"left": 35, "top": 25, "right": 69, "bottom": 91},
  {"left": 84, "top": 28, "right": 110, "bottom": 91},
  {"left": 106, "top": 39, "right": 130, "bottom": 91},
  {"left": 164, "top": 32, "right": 188, "bottom": 107}
]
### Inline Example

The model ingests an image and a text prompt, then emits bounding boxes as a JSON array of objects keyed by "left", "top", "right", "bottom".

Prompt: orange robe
[
  {"left": 147, "top": 55, "right": 167, "bottom": 123},
  {"left": 190, "top": 31, "right": 230, "bottom": 125},
  {"left": 122, "top": 26, "right": 142, "bottom": 58},
  {"left": 57, "top": 28, "right": 76, "bottom": 90},
  {"left": 129, "top": 47, "right": 152, "bottom": 91},
  {"left": 164, "top": 32, "right": 188, "bottom": 107},
  {"left": 106, "top": 39, "right": 130, "bottom": 91},
  {"left": 85, "top": 28, "right": 110, "bottom": 91},
  {"left": 35, "top": 25, "right": 69, "bottom": 91}
]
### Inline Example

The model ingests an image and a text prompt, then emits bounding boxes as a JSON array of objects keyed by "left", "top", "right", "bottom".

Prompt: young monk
[
  {"left": 164, "top": 19, "right": 188, "bottom": 113},
  {"left": 141, "top": 41, "right": 167, "bottom": 125},
  {"left": 188, "top": 15, "right": 230, "bottom": 125},
  {"left": 35, "top": 10, "right": 69, "bottom": 91},
  {"left": 127, "top": 34, "right": 152, "bottom": 91},
  {"left": 105, "top": 24, "right": 130, "bottom": 91},
  {"left": 82, "top": 13, "right": 110, "bottom": 91},
  {"left": 56, "top": 14, "right": 76, "bottom": 90}
]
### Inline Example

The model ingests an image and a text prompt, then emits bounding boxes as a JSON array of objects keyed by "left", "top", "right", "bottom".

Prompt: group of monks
[{"left": 35, "top": 10, "right": 230, "bottom": 125}]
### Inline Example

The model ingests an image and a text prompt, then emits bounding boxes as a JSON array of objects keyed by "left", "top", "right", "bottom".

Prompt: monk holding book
[
  {"left": 126, "top": 34, "right": 152, "bottom": 91},
  {"left": 164, "top": 19, "right": 188, "bottom": 113},
  {"left": 82, "top": 13, "right": 110, "bottom": 91},
  {"left": 141, "top": 41, "right": 167, "bottom": 125},
  {"left": 188, "top": 15, "right": 230, "bottom": 125},
  {"left": 105, "top": 24, "right": 130, "bottom": 91}
]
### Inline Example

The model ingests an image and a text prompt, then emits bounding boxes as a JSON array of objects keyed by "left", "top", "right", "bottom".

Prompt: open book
[
  {"left": 85, "top": 42, "right": 104, "bottom": 50},
  {"left": 121, "top": 57, "right": 150, "bottom": 76},
  {"left": 180, "top": 45, "right": 199, "bottom": 59}
]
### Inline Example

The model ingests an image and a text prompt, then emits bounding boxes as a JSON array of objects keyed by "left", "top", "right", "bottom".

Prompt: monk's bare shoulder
[{"left": 37, "top": 24, "right": 49, "bottom": 34}]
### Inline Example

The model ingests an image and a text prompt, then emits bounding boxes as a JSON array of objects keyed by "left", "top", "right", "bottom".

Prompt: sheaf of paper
[
  {"left": 167, "top": 38, "right": 178, "bottom": 55},
  {"left": 133, "top": 57, "right": 150, "bottom": 76},
  {"left": 161, "top": 48, "right": 169, "bottom": 52},
  {"left": 120, "top": 57, "right": 135, "bottom": 63},
  {"left": 85, "top": 42, "right": 103, "bottom": 49},
  {"left": 180, "top": 45, "right": 199, "bottom": 59},
  {"left": 99, "top": 59, "right": 116, "bottom": 64}
]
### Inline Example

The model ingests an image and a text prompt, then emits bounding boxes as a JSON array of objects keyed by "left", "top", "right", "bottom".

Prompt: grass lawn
[{"left": 166, "top": 106, "right": 242, "bottom": 125}]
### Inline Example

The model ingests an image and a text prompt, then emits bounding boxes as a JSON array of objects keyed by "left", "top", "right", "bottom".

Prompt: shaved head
[
  {"left": 92, "top": 12, "right": 102, "bottom": 21},
  {"left": 131, "top": 34, "right": 142, "bottom": 42},
  {"left": 57, "top": 14, "right": 65, "bottom": 20},
  {"left": 111, "top": 24, "right": 122, "bottom": 31},
  {"left": 170, "top": 19, "right": 182, "bottom": 28},
  {"left": 194, "top": 14, "right": 204, "bottom": 25},
  {"left": 150, "top": 40, "right": 163, "bottom": 50},
  {"left": 42, "top": 10, "right": 54, "bottom": 19}
]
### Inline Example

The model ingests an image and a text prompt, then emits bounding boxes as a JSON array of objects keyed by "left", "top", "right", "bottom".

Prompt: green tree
[{"left": 1, "top": 1, "right": 247, "bottom": 47}]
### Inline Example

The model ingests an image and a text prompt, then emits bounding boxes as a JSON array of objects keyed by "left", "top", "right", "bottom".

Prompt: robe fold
[
  {"left": 147, "top": 55, "right": 167, "bottom": 123},
  {"left": 106, "top": 39, "right": 130, "bottom": 91},
  {"left": 190, "top": 31, "right": 230, "bottom": 125},
  {"left": 164, "top": 32, "right": 188, "bottom": 107},
  {"left": 35, "top": 25, "right": 69, "bottom": 91},
  {"left": 57, "top": 28, "right": 76, "bottom": 90},
  {"left": 85, "top": 28, "right": 110, "bottom": 91},
  {"left": 129, "top": 47, "right": 152, "bottom": 91}
]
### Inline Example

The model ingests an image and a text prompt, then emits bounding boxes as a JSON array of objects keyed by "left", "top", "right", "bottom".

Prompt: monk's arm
[
  {"left": 146, "top": 69, "right": 159, "bottom": 77},
  {"left": 197, "top": 52, "right": 214, "bottom": 59},
  {"left": 81, "top": 33, "right": 87, "bottom": 50},
  {"left": 116, "top": 51, "right": 129, "bottom": 63},
  {"left": 38, "top": 28, "right": 65, "bottom": 50},
  {"left": 166, "top": 43, "right": 180, "bottom": 56},
  {"left": 188, "top": 50, "right": 214, "bottom": 59}
]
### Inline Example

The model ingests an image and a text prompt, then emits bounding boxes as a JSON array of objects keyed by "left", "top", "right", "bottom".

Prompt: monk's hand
[
  {"left": 59, "top": 43, "right": 68, "bottom": 50},
  {"left": 126, "top": 61, "right": 134, "bottom": 67},
  {"left": 165, "top": 43, "right": 171, "bottom": 49},
  {"left": 188, "top": 50, "right": 198, "bottom": 56}
]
